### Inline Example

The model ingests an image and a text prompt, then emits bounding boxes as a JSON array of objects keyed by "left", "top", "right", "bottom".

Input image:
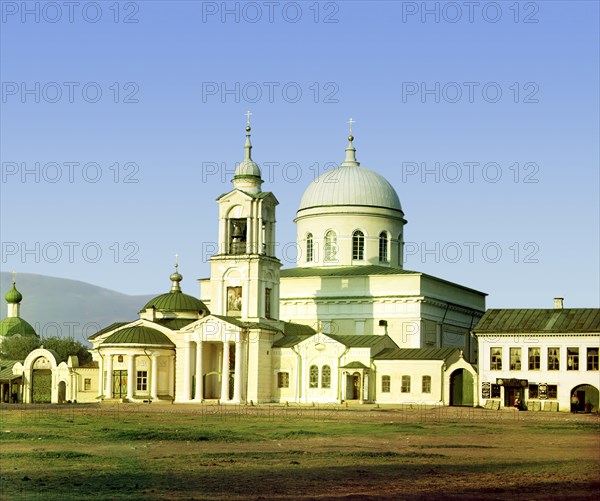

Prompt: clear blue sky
[{"left": 1, "top": 0, "right": 598, "bottom": 308}]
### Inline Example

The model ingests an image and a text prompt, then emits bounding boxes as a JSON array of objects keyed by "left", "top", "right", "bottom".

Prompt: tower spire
[
  {"left": 244, "top": 110, "right": 253, "bottom": 162},
  {"left": 341, "top": 117, "right": 360, "bottom": 167}
]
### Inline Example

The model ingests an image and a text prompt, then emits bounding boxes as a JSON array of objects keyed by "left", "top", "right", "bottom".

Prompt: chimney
[
  {"left": 553, "top": 297, "right": 564, "bottom": 309},
  {"left": 378, "top": 319, "right": 388, "bottom": 335}
]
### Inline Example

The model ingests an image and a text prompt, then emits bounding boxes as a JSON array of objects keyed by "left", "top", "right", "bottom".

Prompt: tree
[
  {"left": 0, "top": 335, "right": 91, "bottom": 365},
  {"left": 0, "top": 335, "right": 41, "bottom": 360},
  {"left": 42, "top": 337, "right": 92, "bottom": 365}
]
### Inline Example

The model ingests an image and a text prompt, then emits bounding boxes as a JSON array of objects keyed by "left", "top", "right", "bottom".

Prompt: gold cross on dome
[
  {"left": 175, "top": 253, "right": 179, "bottom": 268},
  {"left": 245, "top": 110, "right": 252, "bottom": 126},
  {"left": 348, "top": 117, "right": 355, "bottom": 135}
]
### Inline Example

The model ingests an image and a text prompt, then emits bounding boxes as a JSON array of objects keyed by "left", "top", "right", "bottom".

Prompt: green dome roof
[
  {"left": 5, "top": 284, "right": 23, "bottom": 304},
  {"left": 0, "top": 317, "right": 37, "bottom": 337},
  {"left": 103, "top": 326, "right": 175, "bottom": 346},
  {"left": 142, "top": 291, "right": 207, "bottom": 313}
]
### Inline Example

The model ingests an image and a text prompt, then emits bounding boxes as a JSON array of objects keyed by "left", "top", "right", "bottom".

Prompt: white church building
[{"left": 12, "top": 120, "right": 596, "bottom": 408}]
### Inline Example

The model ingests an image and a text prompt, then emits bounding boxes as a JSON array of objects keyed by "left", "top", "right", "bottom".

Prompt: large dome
[
  {"left": 298, "top": 164, "right": 402, "bottom": 212},
  {"left": 142, "top": 292, "right": 207, "bottom": 313}
]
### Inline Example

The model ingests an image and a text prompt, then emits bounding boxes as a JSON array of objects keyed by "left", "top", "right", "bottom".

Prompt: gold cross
[{"left": 245, "top": 110, "right": 252, "bottom": 126}]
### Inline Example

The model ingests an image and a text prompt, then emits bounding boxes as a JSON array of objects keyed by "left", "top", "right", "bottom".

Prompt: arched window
[
  {"left": 352, "top": 230, "right": 364, "bottom": 260},
  {"left": 321, "top": 365, "right": 331, "bottom": 388},
  {"left": 309, "top": 365, "right": 319, "bottom": 388},
  {"left": 379, "top": 231, "right": 388, "bottom": 262},
  {"left": 324, "top": 231, "right": 337, "bottom": 262},
  {"left": 306, "top": 233, "right": 314, "bottom": 262}
]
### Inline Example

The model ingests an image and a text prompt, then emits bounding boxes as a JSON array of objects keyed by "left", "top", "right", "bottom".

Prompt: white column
[
  {"left": 97, "top": 355, "right": 104, "bottom": 398},
  {"left": 127, "top": 354, "right": 135, "bottom": 401},
  {"left": 151, "top": 355, "right": 158, "bottom": 400},
  {"left": 105, "top": 354, "right": 113, "bottom": 398},
  {"left": 221, "top": 341, "right": 230, "bottom": 401},
  {"left": 183, "top": 342, "right": 191, "bottom": 401},
  {"left": 169, "top": 355, "right": 175, "bottom": 398},
  {"left": 194, "top": 341, "right": 204, "bottom": 401},
  {"left": 233, "top": 340, "right": 243, "bottom": 402}
]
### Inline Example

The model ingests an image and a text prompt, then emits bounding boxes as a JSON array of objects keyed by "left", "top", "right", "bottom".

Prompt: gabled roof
[
  {"left": 375, "top": 347, "right": 458, "bottom": 361},
  {"left": 153, "top": 318, "right": 197, "bottom": 331},
  {"left": 209, "top": 315, "right": 281, "bottom": 332},
  {"left": 272, "top": 335, "right": 312, "bottom": 348},
  {"left": 88, "top": 322, "right": 131, "bottom": 341},
  {"left": 280, "top": 265, "right": 417, "bottom": 278},
  {"left": 327, "top": 334, "right": 392, "bottom": 348},
  {"left": 473, "top": 309, "right": 600, "bottom": 334},
  {"left": 0, "top": 360, "right": 21, "bottom": 381}
]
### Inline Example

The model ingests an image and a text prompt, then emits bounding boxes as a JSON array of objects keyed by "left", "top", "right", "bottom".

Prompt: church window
[
  {"left": 547, "top": 348, "right": 560, "bottom": 370},
  {"left": 587, "top": 348, "right": 599, "bottom": 370},
  {"left": 567, "top": 348, "right": 579, "bottom": 370},
  {"left": 136, "top": 371, "right": 148, "bottom": 392},
  {"left": 352, "top": 230, "right": 365, "bottom": 260},
  {"left": 490, "top": 347, "right": 502, "bottom": 370},
  {"left": 84, "top": 378, "right": 91, "bottom": 391},
  {"left": 309, "top": 365, "right": 319, "bottom": 388},
  {"left": 265, "top": 287, "right": 272, "bottom": 319},
  {"left": 324, "top": 231, "right": 337, "bottom": 262},
  {"left": 528, "top": 347, "right": 540, "bottom": 370},
  {"left": 422, "top": 375, "right": 431, "bottom": 393},
  {"left": 401, "top": 376, "right": 411, "bottom": 393},
  {"left": 306, "top": 233, "right": 314, "bottom": 262},
  {"left": 277, "top": 372, "right": 289, "bottom": 388},
  {"left": 381, "top": 375, "right": 391, "bottom": 393},
  {"left": 321, "top": 365, "right": 331, "bottom": 388},
  {"left": 379, "top": 232, "right": 388, "bottom": 262},
  {"left": 510, "top": 348, "right": 521, "bottom": 370}
]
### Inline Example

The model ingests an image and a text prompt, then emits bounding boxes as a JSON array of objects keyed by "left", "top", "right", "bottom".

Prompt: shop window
[{"left": 528, "top": 384, "right": 538, "bottom": 399}]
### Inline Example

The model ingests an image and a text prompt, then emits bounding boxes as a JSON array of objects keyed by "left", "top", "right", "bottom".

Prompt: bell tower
[{"left": 207, "top": 114, "right": 281, "bottom": 323}]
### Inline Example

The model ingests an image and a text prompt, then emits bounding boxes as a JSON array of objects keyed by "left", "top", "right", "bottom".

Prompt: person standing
[{"left": 571, "top": 393, "right": 580, "bottom": 413}]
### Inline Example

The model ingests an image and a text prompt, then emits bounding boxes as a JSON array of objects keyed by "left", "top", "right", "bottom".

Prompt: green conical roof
[
  {"left": 0, "top": 317, "right": 37, "bottom": 337},
  {"left": 5, "top": 284, "right": 22, "bottom": 304}
]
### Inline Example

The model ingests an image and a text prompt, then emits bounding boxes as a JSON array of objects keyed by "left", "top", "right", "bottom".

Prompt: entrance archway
[
  {"left": 571, "top": 384, "right": 599, "bottom": 413},
  {"left": 57, "top": 381, "right": 67, "bottom": 403},
  {"left": 450, "top": 369, "right": 474, "bottom": 406}
]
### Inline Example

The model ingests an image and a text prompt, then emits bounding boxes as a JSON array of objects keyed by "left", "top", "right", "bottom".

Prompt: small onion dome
[
  {"left": 5, "top": 284, "right": 22, "bottom": 304},
  {"left": 0, "top": 317, "right": 37, "bottom": 337}
]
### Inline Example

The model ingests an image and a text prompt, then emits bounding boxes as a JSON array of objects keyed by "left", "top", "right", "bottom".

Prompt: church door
[{"left": 112, "top": 370, "right": 127, "bottom": 398}]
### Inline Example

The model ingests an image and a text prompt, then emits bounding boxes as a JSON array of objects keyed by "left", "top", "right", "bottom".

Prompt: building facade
[{"left": 475, "top": 301, "right": 600, "bottom": 412}]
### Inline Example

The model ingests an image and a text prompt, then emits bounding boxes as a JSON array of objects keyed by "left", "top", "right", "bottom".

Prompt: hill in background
[{"left": 0, "top": 272, "right": 157, "bottom": 345}]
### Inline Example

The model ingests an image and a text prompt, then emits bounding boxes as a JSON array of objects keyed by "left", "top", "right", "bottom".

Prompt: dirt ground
[{"left": 1, "top": 403, "right": 599, "bottom": 500}]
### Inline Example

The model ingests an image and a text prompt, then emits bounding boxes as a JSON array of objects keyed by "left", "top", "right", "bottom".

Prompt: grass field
[{"left": 1, "top": 403, "right": 598, "bottom": 500}]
